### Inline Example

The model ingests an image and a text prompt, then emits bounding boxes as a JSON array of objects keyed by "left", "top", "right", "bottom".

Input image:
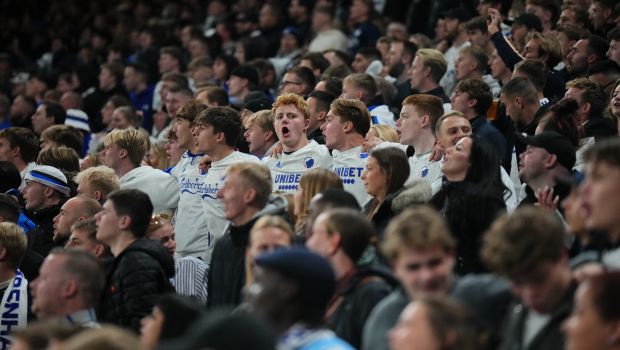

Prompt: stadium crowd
[{"left": 1, "top": 0, "right": 620, "bottom": 348}]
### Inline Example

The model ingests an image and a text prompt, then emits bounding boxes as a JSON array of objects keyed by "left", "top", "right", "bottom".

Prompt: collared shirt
[{"left": 62, "top": 308, "right": 100, "bottom": 328}]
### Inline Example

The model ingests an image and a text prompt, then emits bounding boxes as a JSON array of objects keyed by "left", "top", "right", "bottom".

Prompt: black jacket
[
  {"left": 207, "top": 196, "right": 289, "bottom": 309},
  {"left": 327, "top": 268, "right": 398, "bottom": 349},
  {"left": 98, "top": 238, "right": 175, "bottom": 332},
  {"left": 27, "top": 203, "right": 64, "bottom": 257}
]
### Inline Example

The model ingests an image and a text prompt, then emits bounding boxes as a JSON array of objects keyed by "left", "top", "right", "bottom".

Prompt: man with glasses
[{"left": 279, "top": 66, "right": 315, "bottom": 96}]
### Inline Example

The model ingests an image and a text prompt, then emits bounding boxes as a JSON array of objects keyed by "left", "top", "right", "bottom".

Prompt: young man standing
[
  {"left": 169, "top": 101, "right": 212, "bottom": 260},
  {"left": 192, "top": 106, "right": 260, "bottom": 260},
  {"left": 101, "top": 128, "right": 179, "bottom": 214},
  {"left": 95, "top": 189, "right": 174, "bottom": 332},
  {"left": 262, "top": 93, "right": 332, "bottom": 193},
  {"left": 321, "top": 98, "right": 372, "bottom": 206}
]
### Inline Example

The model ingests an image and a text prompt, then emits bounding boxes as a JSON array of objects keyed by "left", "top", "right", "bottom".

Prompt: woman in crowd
[
  {"left": 563, "top": 271, "right": 620, "bottom": 350},
  {"left": 431, "top": 135, "right": 507, "bottom": 274},
  {"left": 362, "top": 147, "right": 410, "bottom": 237},
  {"left": 366, "top": 124, "right": 399, "bottom": 143},
  {"left": 144, "top": 141, "right": 170, "bottom": 170},
  {"left": 389, "top": 296, "right": 487, "bottom": 350},
  {"left": 294, "top": 168, "right": 343, "bottom": 237},
  {"left": 245, "top": 215, "right": 293, "bottom": 285}
]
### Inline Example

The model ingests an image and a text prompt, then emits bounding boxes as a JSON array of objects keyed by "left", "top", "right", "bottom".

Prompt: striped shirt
[{"left": 172, "top": 256, "right": 209, "bottom": 305}]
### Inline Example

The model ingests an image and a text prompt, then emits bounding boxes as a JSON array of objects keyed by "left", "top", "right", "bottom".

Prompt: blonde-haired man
[
  {"left": 409, "top": 49, "right": 450, "bottom": 103},
  {"left": 75, "top": 165, "right": 120, "bottom": 204},
  {"left": 101, "top": 128, "right": 179, "bottom": 213}
]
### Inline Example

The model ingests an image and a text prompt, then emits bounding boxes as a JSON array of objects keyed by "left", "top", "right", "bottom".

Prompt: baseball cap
[
  {"left": 243, "top": 98, "right": 273, "bottom": 113},
  {"left": 24, "top": 165, "right": 71, "bottom": 196},
  {"left": 513, "top": 13, "right": 543, "bottom": 32},
  {"left": 230, "top": 64, "right": 260, "bottom": 88},
  {"left": 515, "top": 131, "right": 576, "bottom": 170},
  {"left": 282, "top": 26, "right": 303, "bottom": 44}
]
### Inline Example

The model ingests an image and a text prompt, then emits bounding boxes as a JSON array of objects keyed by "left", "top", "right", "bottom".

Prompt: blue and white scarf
[{"left": 0, "top": 270, "right": 28, "bottom": 349}]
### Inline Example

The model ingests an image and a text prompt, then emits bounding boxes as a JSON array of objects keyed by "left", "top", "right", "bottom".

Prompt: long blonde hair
[{"left": 295, "top": 169, "right": 343, "bottom": 233}]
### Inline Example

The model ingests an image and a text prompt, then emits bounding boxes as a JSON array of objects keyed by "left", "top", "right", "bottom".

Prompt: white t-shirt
[
  {"left": 263, "top": 140, "right": 333, "bottom": 194},
  {"left": 374, "top": 142, "right": 442, "bottom": 187},
  {"left": 201, "top": 151, "right": 260, "bottom": 260},
  {"left": 407, "top": 151, "right": 442, "bottom": 187},
  {"left": 170, "top": 151, "right": 211, "bottom": 260},
  {"left": 332, "top": 146, "right": 371, "bottom": 206}
]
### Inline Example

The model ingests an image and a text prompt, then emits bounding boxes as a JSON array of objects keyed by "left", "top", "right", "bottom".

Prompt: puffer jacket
[{"left": 98, "top": 238, "right": 175, "bottom": 332}]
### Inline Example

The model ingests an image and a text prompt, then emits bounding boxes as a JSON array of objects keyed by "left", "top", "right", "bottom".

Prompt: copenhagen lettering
[{"left": 0, "top": 273, "right": 24, "bottom": 349}]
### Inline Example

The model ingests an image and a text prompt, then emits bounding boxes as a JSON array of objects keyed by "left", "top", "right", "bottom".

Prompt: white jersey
[
  {"left": 332, "top": 146, "right": 371, "bottom": 206},
  {"left": 263, "top": 140, "right": 333, "bottom": 193},
  {"left": 374, "top": 142, "right": 442, "bottom": 187},
  {"left": 120, "top": 166, "right": 179, "bottom": 214},
  {"left": 201, "top": 151, "right": 260, "bottom": 261},
  {"left": 407, "top": 151, "right": 442, "bottom": 187},
  {"left": 170, "top": 151, "right": 211, "bottom": 260}
]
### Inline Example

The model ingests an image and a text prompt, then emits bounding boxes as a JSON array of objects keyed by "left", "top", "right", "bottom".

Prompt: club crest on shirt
[
  {"left": 359, "top": 153, "right": 369, "bottom": 159},
  {"left": 275, "top": 160, "right": 283, "bottom": 169},
  {"left": 303, "top": 157, "right": 315, "bottom": 169},
  {"left": 420, "top": 165, "right": 429, "bottom": 178}
]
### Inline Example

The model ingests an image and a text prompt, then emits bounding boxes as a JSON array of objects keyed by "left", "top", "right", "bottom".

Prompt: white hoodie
[{"left": 120, "top": 166, "right": 180, "bottom": 214}]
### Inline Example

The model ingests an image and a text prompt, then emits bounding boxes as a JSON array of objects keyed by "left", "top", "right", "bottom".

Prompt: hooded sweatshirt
[{"left": 120, "top": 166, "right": 179, "bottom": 214}]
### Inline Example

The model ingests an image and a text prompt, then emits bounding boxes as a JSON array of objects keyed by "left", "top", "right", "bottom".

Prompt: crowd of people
[{"left": 1, "top": 0, "right": 620, "bottom": 349}]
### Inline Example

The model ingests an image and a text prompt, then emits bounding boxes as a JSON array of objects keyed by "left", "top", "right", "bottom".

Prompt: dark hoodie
[{"left": 98, "top": 238, "right": 175, "bottom": 332}]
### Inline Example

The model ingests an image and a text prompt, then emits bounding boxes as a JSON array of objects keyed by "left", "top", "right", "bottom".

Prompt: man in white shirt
[
  {"left": 321, "top": 98, "right": 372, "bottom": 206},
  {"left": 262, "top": 93, "right": 332, "bottom": 193},
  {"left": 101, "top": 128, "right": 179, "bottom": 214},
  {"left": 168, "top": 101, "right": 212, "bottom": 260},
  {"left": 192, "top": 106, "right": 260, "bottom": 259},
  {"left": 395, "top": 95, "right": 444, "bottom": 186}
]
